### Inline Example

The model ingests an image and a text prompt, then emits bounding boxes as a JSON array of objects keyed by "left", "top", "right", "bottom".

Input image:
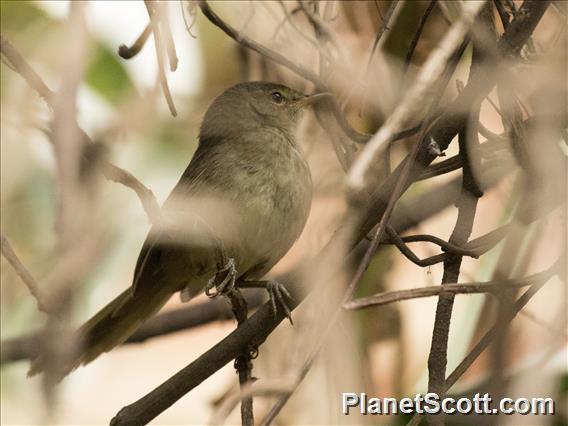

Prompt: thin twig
[
  {"left": 212, "top": 382, "right": 295, "bottom": 426},
  {"left": 404, "top": 0, "right": 438, "bottom": 72},
  {"left": 118, "top": 23, "right": 152, "bottom": 59},
  {"left": 1, "top": 35, "right": 54, "bottom": 103},
  {"left": 348, "top": 1, "right": 486, "bottom": 192},
  {"left": 365, "top": 0, "right": 399, "bottom": 73},
  {"left": 297, "top": 1, "right": 343, "bottom": 58},
  {"left": 198, "top": 0, "right": 321, "bottom": 86},
  {"left": 101, "top": 162, "right": 161, "bottom": 225},
  {"left": 272, "top": 1, "right": 321, "bottom": 53},
  {"left": 158, "top": 2, "right": 178, "bottom": 71},
  {"left": 344, "top": 266, "right": 557, "bottom": 310},
  {"left": 0, "top": 235, "right": 52, "bottom": 314},
  {"left": 145, "top": 0, "right": 177, "bottom": 116},
  {"left": 1, "top": 34, "right": 162, "bottom": 226}
]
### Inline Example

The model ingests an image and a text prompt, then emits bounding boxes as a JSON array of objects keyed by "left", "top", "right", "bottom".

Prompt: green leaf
[
  {"left": 85, "top": 43, "right": 136, "bottom": 105},
  {"left": 0, "top": 1, "right": 52, "bottom": 34}
]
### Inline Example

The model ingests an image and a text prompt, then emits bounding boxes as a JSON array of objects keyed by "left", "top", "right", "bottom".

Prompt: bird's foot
[
  {"left": 205, "top": 257, "right": 237, "bottom": 298},
  {"left": 264, "top": 280, "right": 295, "bottom": 324}
]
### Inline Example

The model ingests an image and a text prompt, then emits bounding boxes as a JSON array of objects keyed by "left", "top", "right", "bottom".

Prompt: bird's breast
[{"left": 229, "top": 135, "right": 312, "bottom": 276}]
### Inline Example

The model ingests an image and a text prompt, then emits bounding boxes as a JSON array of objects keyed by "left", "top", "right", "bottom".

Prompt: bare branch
[
  {"left": 345, "top": 266, "right": 557, "bottom": 310},
  {"left": 404, "top": 0, "right": 438, "bottom": 72},
  {"left": 225, "top": 288, "right": 254, "bottom": 426},
  {"left": 145, "top": 0, "right": 177, "bottom": 116},
  {"left": 118, "top": 23, "right": 152, "bottom": 59},
  {"left": 0, "top": 35, "right": 54, "bottom": 103},
  {"left": 213, "top": 382, "right": 295, "bottom": 426},
  {"left": 347, "top": 1, "right": 486, "bottom": 192},
  {"left": 100, "top": 162, "right": 161, "bottom": 225},
  {"left": 1, "top": 34, "right": 162, "bottom": 225},
  {"left": 426, "top": 7, "right": 492, "bottom": 419},
  {"left": 1, "top": 235, "right": 52, "bottom": 315},
  {"left": 197, "top": 0, "right": 322, "bottom": 86},
  {"left": 365, "top": 0, "right": 400, "bottom": 72}
]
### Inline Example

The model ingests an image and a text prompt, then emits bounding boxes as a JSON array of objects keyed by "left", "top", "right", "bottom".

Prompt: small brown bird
[{"left": 29, "top": 81, "right": 326, "bottom": 379}]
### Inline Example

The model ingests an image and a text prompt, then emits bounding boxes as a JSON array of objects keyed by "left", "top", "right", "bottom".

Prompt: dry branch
[
  {"left": 344, "top": 267, "right": 555, "bottom": 310},
  {"left": 0, "top": 34, "right": 162, "bottom": 226},
  {"left": 145, "top": 0, "right": 177, "bottom": 116},
  {"left": 404, "top": 0, "right": 438, "bottom": 72},
  {"left": 0, "top": 235, "right": 52, "bottom": 315},
  {"left": 118, "top": 23, "right": 152, "bottom": 59}
]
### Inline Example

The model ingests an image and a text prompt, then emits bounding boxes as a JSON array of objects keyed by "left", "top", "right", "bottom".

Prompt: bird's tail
[{"left": 28, "top": 286, "right": 172, "bottom": 380}]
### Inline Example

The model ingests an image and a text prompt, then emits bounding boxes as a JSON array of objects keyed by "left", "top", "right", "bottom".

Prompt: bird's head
[{"left": 199, "top": 81, "right": 330, "bottom": 140}]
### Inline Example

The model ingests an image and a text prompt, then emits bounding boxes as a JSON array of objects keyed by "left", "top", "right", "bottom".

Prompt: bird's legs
[
  {"left": 239, "top": 280, "right": 295, "bottom": 324},
  {"left": 205, "top": 257, "right": 237, "bottom": 297},
  {"left": 204, "top": 255, "right": 294, "bottom": 324}
]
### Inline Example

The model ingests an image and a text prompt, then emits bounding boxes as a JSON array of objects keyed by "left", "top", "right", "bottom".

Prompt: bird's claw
[
  {"left": 205, "top": 258, "right": 237, "bottom": 298},
  {"left": 266, "top": 280, "right": 294, "bottom": 324}
]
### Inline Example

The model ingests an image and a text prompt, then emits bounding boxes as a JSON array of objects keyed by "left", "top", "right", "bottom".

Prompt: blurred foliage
[
  {"left": 1, "top": 1, "right": 135, "bottom": 105},
  {"left": 0, "top": 0, "right": 54, "bottom": 34},
  {"left": 85, "top": 43, "right": 135, "bottom": 105}
]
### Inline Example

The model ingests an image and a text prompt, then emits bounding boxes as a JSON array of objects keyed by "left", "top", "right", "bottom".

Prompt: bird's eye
[{"left": 271, "top": 91, "right": 284, "bottom": 104}]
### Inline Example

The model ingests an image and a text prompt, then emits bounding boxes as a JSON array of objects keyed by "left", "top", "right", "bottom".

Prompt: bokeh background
[{"left": 1, "top": 1, "right": 566, "bottom": 425}]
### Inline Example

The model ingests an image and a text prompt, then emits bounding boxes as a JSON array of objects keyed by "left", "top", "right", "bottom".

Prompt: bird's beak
[{"left": 295, "top": 92, "right": 333, "bottom": 108}]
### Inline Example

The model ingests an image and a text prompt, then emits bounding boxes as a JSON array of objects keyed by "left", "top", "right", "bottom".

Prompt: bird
[{"left": 29, "top": 81, "right": 328, "bottom": 380}]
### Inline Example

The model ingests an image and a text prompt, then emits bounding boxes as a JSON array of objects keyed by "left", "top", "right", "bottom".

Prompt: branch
[
  {"left": 145, "top": 0, "right": 177, "bottom": 116},
  {"left": 365, "top": 0, "right": 400, "bottom": 72},
  {"left": 344, "top": 266, "right": 557, "bottom": 310},
  {"left": 0, "top": 34, "right": 162, "bottom": 226},
  {"left": 1, "top": 235, "right": 52, "bottom": 315},
  {"left": 426, "top": 6, "right": 492, "bottom": 420},
  {"left": 347, "top": 1, "right": 486, "bottom": 192},
  {"left": 100, "top": 162, "right": 161, "bottom": 225},
  {"left": 118, "top": 22, "right": 152, "bottom": 59},
  {"left": 1, "top": 292, "right": 265, "bottom": 364},
  {"left": 197, "top": 0, "right": 322, "bottom": 87},
  {"left": 404, "top": 0, "right": 438, "bottom": 72},
  {"left": 0, "top": 35, "right": 54, "bottom": 102},
  {"left": 225, "top": 288, "right": 254, "bottom": 426}
]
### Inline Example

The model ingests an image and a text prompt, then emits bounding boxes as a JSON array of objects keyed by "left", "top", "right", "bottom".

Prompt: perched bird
[{"left": 29, "top": 81, "right": 326, "bottom": 379}]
